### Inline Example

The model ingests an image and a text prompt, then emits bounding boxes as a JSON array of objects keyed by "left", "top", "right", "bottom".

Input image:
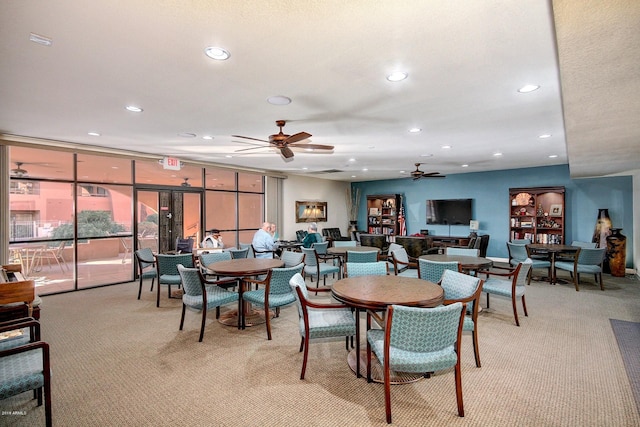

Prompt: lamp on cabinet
[{"left": 469, "top": 220, "right": 479, "bottom": 238}]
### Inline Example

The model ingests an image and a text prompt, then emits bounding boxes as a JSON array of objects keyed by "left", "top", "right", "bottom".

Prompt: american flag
[{"left": 398, "top": 203, "right": 407, "bottom": 236}]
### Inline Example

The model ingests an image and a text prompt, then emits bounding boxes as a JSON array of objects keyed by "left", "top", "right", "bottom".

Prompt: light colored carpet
[
  {"left": 1, "top": 272, "right": 639, "bottom": 426},
  {"left": 611, "top": 319, "right": 640, "bottom": 414}
]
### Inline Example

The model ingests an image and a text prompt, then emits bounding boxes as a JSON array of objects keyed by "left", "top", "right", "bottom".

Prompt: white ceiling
[{"left": 1, "top": 0, "right": 638, "bottom": 182}]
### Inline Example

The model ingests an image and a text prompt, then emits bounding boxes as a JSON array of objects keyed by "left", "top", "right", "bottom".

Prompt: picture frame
[
  {"left": 369, "top": 207, "right": 379, "bottom": 216},
  {"left": 295, "top": 201, "right": 327, "bottom": 223},
  {"left": 549, "top": 204, "right": 563, "bottom": 217}
]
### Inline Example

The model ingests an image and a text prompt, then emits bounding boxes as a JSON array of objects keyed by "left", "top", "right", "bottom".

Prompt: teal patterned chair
[
  {"left": 346, "top": 250, "right": 379, "bottom": 263},
  {"left": 228, "top": 247, "right": 249, "bottom": 259},
  {"left": 418, "top": 259, "right": 460, "bottom": 283},
  {"left": 312, "top": 241, "right": 340, "bottom": 267},
  {"left": 177, "top": 265, "right": 240, "bottom": 340},
  {"left": 554, "top": 247, "right": 606, "bottom": 291},
  {"left": 134, "top": 248, "right": 157, "bottom": 300},
  {"left": 389, "top": 247, "right": 418, "bottom": 278},
  {"left": 199, "top": 251, "right": 239, "bottom": 289},
  {"left": 243, "top": 264, "right": 304, "bottom": 339},
  {"left": 482, "top": 259, "right": 532, "bottom": 326},
  {"left": 0, "top": 318, "right": 52, "bottom": 427},
  {"left": 507, "top": 242, "right": 550, "bottom": 285},
  {"left": 332, "top": 240, "right": 357, "bottom": 248},
  {"left": 289, "top": 273, "right": 356, "bottom": 379},
  {"left": 302, "top": 247, "right": 341, "bottom": 290},
  {"left": 439, "top": 270, "right": 484, "bottom": 367},
  {"left": 344, "top": 261, "right": 388, "bottom": 278},
  {"left": 445, "top": 247, "right": 479, "bottom": 256},
  {"left": 280, "top": 250, "right": 304, "bottom": 268},
  {"left": 367, "top": 303, "right": 466, "bottom": 423},
  {"left": 155, "top": 253, "right": 194, "bottom": 307}
]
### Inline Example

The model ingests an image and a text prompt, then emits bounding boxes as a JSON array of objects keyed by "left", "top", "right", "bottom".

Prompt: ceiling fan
[
  {"left": 10, "top": 162, "right": 29, "bottom": 177},
  {"left": 180, "top": 178, "right": 191, "bottom": 187},
  {"left": 232, "top": 120, "right": 334, "bottom": 159},
  {"left": 410, "top": 163, "right": 446, "bottom": 181}
]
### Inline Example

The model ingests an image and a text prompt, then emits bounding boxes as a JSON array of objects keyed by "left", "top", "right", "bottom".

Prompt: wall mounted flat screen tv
[{"left": 426, "top": 199, "right": 473, "bottom": 225}]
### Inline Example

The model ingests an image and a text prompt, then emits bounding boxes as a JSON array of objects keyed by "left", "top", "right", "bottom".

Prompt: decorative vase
[
  {"left": 606, "top": 228, "right": 627, "bottom": 277},
  {"left": 592, "top": 209, "right": 612, "bottom": 249},
  {"left": 348, "top": 220, "right": 358, "bottom": 234}
]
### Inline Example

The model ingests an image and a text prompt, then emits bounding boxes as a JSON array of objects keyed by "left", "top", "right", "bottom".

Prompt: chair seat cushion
[
  {"left": 483, "top": 278, "right": 525, "bottom": 297},
  {"left": 368, "top": 329, "right": 457, "bottom": 373},
  {"left": 303, "top": 308, "right": 356, "bottom": 338},
  {"left": 141, "top": 270, "right": 157, "bottom": 279},
  {"left": 243, "top": 290, "right": 296, "bottom": 308},
  {"left": 510, "top": 259, "right": 550, "bottom": 268},
  {"left": 0, "top": 328, "right": 31, "bottom": 351},
  {"left": 398, "top": 269, "right": 418, "bottom": 278},
  {"left": 462, "top": 316, "right": 474, "bottom": 332},
  {"left": 159, "top": 274, "right": 182, "bottom": 285},
  {"left": 555, "top": 261, "right": 601, "bottom": 274},
  {"left": 304, "top": 264, "right": 340, "bottom": 276},
  {"left": 182, "top": 286, "right": 238, "bottom": 309},
  {"left": 0, "top": 349, "right": 44, "bottom": 400}
]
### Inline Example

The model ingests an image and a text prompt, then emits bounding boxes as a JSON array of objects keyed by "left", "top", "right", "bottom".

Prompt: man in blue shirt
[{"left": 252, "top": 222, "right": 278, "bottom": 258}]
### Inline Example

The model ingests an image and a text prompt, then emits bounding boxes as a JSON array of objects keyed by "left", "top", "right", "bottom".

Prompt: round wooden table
[
  {"left": 419, "top": 254, "right": 493, "bottom": 274},
  {"left": 332, "top": 275, "right": 444, "bottom": 383},
  {"left": 327, "top": 245, "right": 381, "bottom": 256},
  {"left": 210, "top": 258, "right": 284, "bottom": 328},
  {"left": 527, "top": 243, "right": 578, "bottom": 284}
]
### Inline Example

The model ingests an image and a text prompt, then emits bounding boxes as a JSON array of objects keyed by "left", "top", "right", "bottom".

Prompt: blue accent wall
[{"left": 352, "top": 165, "right": 633, "bottom": 265}]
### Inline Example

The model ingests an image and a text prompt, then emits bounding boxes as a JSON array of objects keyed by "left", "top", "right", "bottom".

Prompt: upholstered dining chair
[
  {"left": 445, "top": 247, "right": 479, "bottom": 256},
  {"left": 345, "top": 250, "right": 379, "bottom": 263},
  {"left": 134, "top": 248, "right": 157, "bottom": 300},
  {"left": 0, "top": 318, "right": 52, "bottom": 427},
  {"left": 482, "top": 259, "right": 532, "bottom": 326},
  {"left": 385, "top": 243, "right": 402, "bottom": 274},
  {"left": 289, "top": 273, "right": 356, "bottom": 379},
  {"left": 175, "top": 237, "right": 194, "bottom": 254},
  {"left": 243, "top": 264, "right": 304, "bottom": 340},
  {"left": 418, "top": 258, "right": 460, "bottom": 283},
  {"left": 228, "top": 247, "right": 249, "bottom": 259},
  {"left": 280, "top": 250, "right": 304, "bottom": 268},
  {"left": 155, "top": 253, "right": 194, "bottom": 307},
  {"left": 439, "top": 270, "right": 484, "bottom": 367},
  {"left": 554, "top": 247, "right": 606, "bottom": 291},
  {"left": 199, "top": 251, "right": 238, "bottom": 290},
  {"left": 301, "top": 247, "right": 341, "bottom": 290},
  {"left": 332, "top": 240, "right": 357, "bottom": 248},
  {"left": 367, "top": 302, "right": 466, "bottom": 423},
  {"left": 389, "top": 247, "right": 418, "bottom": 278},
  {"left": 176, "top": 264, "right": 240, "bottom": 341},
  {"left": 344, "top": 261, "right": 388, "bottom": 278},
  {"left": 312, "top": 241, "right": 339, "bottom": 266},
  {"left": 507, "top": 242, "right": 550, "bottom": 284},
  {"left": 239, "top": 243, "right": 255, "bottom": 258}
]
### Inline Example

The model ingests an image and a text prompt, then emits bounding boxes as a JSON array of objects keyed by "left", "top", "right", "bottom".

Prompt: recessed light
[
  {"left": 111, "top": 166, "right": 119, "bottom": 169},
  {"left": 409, "top": 128, "right": 422, "bottom": 133},
  {"left": 126, "top": 105, "right": 143, "bottom": 112},
  {"left": 351, "top": 175, "right": 356, "bottom": 178},
  {"left": 518, "top": 84, "right": 540, "bottom": 93},
  {"left": 441, "top": 145, "right": 451, "bottom": 149},
  {"left": 462, "top": 164, "right": 469, "bottom": 167},
  {"left": 539, "top": 134, "right": 552, "bottom": 139},
  {"left": 204, "top": 47, "right": 230, "bottom": 60},
  {"left": 548, "top": 154, "right": 558, "bottom": 158},
  {"left": 420, "top": 153, "right": 434, "bottom": 157},
  {"left": 362, "top": 168, "right": 368, "bottom": 172},
  {"left": 88, "top": 132, "right": 101, "bottom": 137},
  {"left": 267, "top": 95, "right": 291, "bottom": 105},
  {"left": 302, "top": 167, "right": 308, "bottom": 170},
  {"left": 400, "top": 170, "right": 406, "bottom": 174},
  {"left": 493, "top": 152, "right": 503, "bottom": 157},
  {"left": 202, "top": 135, "right": 214, "bottom": 140},
  {"left": 225, "top": 155, "right": 233, "bottom": 158},
  {"left": 29, "top": 33, "right": 52, "bottom": 46},
  {"left": 178, "top": 133, "right": 196, "bottom": 138},
  {"left": 387, "top": 71, "right": 408, "bottom": 82},
  {"left": 349, "top": 158, "right": 356, "bottom": 162}
]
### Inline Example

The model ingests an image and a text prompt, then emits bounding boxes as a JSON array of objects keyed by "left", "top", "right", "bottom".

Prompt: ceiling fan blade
[
  {"left": 280, "top": 146, "right": 295, "bottom": 159},
  {"left": 284, "top": 132, "right": 311, "bottom": 144},
  {"left": 231, "top": 135, "right": 270, "bottom": 143},
  {"left": 235, "top": 146, "right": 270, "bottom": 153},
  {"left": 422, "top": 172, "right": 442, "bottom": 176},
  {"left": 289, "top": 143, "right": 334, "bottom": 150}
]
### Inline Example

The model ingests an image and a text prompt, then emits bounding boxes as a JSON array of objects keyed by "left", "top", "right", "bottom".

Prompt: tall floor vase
[
  {"left": 606, "top": 228, "right": 627, "bottom": 277},
  {"left": 592, "top": 209, "right": 612, "bottom": 273}
]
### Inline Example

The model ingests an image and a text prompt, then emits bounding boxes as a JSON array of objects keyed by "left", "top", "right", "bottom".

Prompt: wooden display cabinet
[
  {"left": 366, "top": 194, "right": 401, "bottom": 237},
  {"left": 509, "top": 187, "right": 565, "bottom": 244}
]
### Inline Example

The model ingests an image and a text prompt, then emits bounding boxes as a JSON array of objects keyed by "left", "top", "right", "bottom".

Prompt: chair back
[
  {"left": 572, "top": 241, "right": 597, "bottom": 249},
  {"left": 177, "top": 264, "right": 205, "bottom": 297},
  {"left": 265, "top": 264, "right": 304, "bottom": 295},
  {"left": 312, "top": 241, "right": 329, "bottom": 254},
  {"left": 446, "top": 247, "right": 479, "bottom": 256},
  {"left": 239, "top": 243, "right": 254, "bottom": 257},
  {"left": 346, "top": 250, "right": 379, "bottom": 263},
  {"left": 295, "top": 230, "right": 307, "bottom": 243},
  {"left": 199, "top": 251, "right": 231, "bottom": 271},
  {"left": 387, "top": 303, "right": 464, "bottom": 353},
  {"left": 418, "top": 259, "right": 460, "bottom": 283},
  {"left": 289, "top": 273, "right": 310, "bottom": 319},
  {"left": 156, "top": 253, "right": 194, "bottom": 275},
  {"left": 345, "top": 261, "right": 388, "bottom": 277},
  {"left": 511, "top": 239, "right": 531, "bottom": 245},
  {"left": 391, "top": 247, "right": 409, "bottom": 264},
  {"left": 301, "top": 247, "right": 319, "bottom": 267},
  {"left": 387, "top": 243, "right": 402, "bottom": 258},
  {"left": 175, "top": 237, "right": 194, "bottom": 254},
  {"left": 135, "top": 247, "right": 155, "bottom": 270},
  {"left": 439, "top": 270, "right": 483, "bottom": 312},
  {"left": 577, "top": 247, "right": 606, "bottom": 266},
  {"left": 333, "top": 241, "right": 357, "bottom": 248},
  {"left": 515, "top": 259, "right": 533, "bottom": 287},
  {"left": 228, "top": 247, "right": 249, "bottom": 259},
  {"left": 478, "top": 235, "right": 490, "bottom": 257},
  {"left": 281, "top": 250, "right": 304, "bottom": 268},
  {"left": 506, "top": 242, "right": 528, "bottom": 263}
]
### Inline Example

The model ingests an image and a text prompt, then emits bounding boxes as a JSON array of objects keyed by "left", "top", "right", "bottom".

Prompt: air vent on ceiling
[{"left": 310, "top": 169, "right": 343, "bottom": 174}]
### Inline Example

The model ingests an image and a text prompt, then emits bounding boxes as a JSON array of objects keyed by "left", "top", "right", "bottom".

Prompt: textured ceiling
[{"left": 0, "top": 1, "right": 638, "bottom": 181}]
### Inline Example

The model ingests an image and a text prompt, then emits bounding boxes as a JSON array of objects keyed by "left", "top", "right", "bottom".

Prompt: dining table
[
  {"left": 419, "top": 254, "right": 493, "bottom": 275},
  {"left": 209, "top": 258, "right": 284, "bottom": 329},
  {"left": 526, "top": 243, "right": 579, "bottom": 284},
  {"left": 331, "top": 275, "right": 444, "bottom": 383}
]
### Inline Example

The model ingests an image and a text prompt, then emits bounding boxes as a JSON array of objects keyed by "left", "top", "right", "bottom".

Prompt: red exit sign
[{"left": 162, "top": 157, "right": 181, "bottom": 170}]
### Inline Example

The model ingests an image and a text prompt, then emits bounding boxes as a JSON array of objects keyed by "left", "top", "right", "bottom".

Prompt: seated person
[
  {"left": 252, "top": 222, "right": 279, "bottom": 258},
  {"left": 201, "top": 229, "right": 224, "bottom": 248},
  {"left": 302, "top": 223, "right": 321, "bottom": 248}
]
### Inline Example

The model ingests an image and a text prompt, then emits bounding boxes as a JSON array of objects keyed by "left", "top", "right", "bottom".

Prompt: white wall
[{"left": 280, "top": 175, "right": 350, "bottom": 241}]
